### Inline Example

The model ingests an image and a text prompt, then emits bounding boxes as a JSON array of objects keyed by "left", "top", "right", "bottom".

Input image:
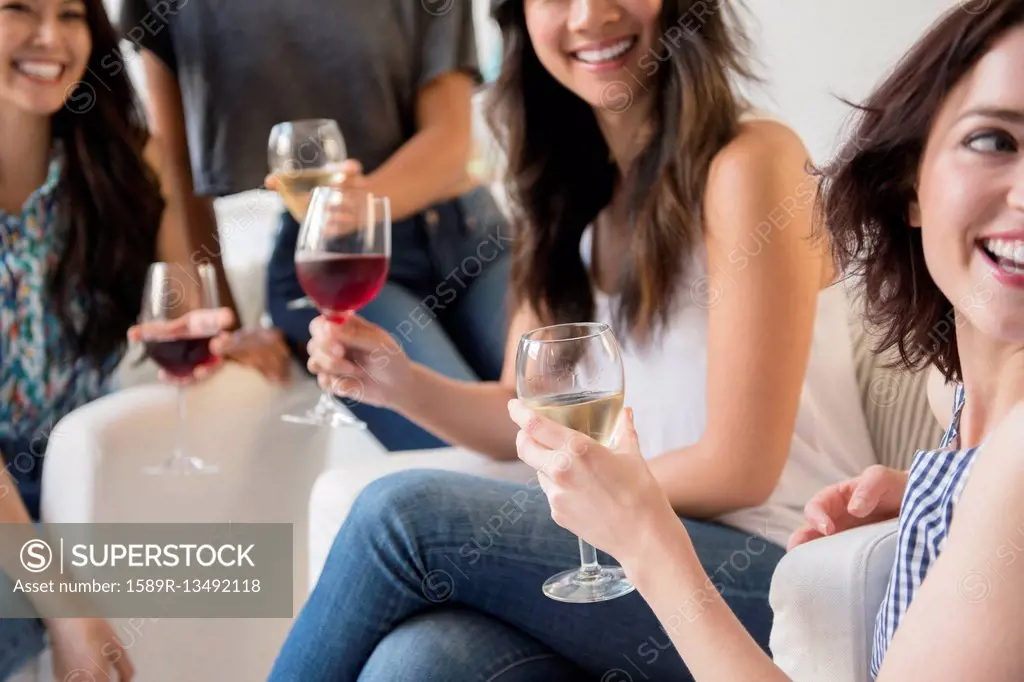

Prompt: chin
[{"left": 963, "top": 299, "right": 1024, "bottom": 344}]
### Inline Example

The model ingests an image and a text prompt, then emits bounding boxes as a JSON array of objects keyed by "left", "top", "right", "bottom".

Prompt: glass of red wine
[
  {"left": 282, "top": 188, "right": 391, "bottom": 428},
  {"left": 138, "top": 262, "right": 223, "bottom": 475}
]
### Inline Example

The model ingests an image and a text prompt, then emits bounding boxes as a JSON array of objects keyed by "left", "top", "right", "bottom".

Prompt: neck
[
  {"left": 955, "top": 317, "right": 1024, "bottom": 448},
  {"left": 0, "top": 103, "right": 52, "bottom": 211},
  {"left": 593, "top": 95, "right": 653, "bottom": 177}
]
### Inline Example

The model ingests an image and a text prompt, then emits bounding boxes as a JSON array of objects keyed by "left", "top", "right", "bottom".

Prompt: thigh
[
  {"left": 358, "top": 609, "right": 587, "bottom": 682},
  {"left": 0, "top": 570, "right": 46, "bottom": 679},
  {"left": 359, "top": 281, "right": 477, "bottom": 382},
  {"left": 348, "top": 470, "right": 692, "bottom": 680}
]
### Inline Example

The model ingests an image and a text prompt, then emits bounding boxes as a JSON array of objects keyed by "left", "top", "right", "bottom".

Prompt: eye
[
  {"left": 964, "top": 130, "right": 1019, "bottom": 154},
  {"left": 1, "top": 2, "right": 33, "bottom": 12},
  {"left": 60, "top": 2, "right": 85, "bottom": 19}
]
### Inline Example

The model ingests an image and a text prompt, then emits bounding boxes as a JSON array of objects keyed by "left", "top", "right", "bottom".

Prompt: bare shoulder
[
  {"left": 707, "top": 118, "right": 810, "bottom": 193},
  {"left": 703, "top": 118, "right": 815, "bottom": 237}
]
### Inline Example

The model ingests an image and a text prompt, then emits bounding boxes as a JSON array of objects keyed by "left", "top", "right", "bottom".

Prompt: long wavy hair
[
  {"left": 487, "top": 0, "right": 756, "bottom": 345},
  {"left": 50, "top": 0, "right": 164, "bottom": 368}
]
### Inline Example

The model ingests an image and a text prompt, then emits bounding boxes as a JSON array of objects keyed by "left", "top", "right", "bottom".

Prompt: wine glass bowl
[
  {"left": 516, "top": 322, "right": 635, "bottom": 603},
  {"left": 268, "top": 119, "right": 348, "bottom": 222}
]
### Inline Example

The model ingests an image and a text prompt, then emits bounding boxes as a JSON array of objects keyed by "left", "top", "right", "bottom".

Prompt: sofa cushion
[{"left": 847, "top": 310, "right": 945, "bottom": 470}]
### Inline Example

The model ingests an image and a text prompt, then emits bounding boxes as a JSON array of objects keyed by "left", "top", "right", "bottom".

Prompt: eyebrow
[{"left": 957, "top": 107, "right": 1024, "bottom": 124}]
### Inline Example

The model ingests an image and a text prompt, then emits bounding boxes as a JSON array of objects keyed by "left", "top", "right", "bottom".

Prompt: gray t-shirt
[{"left": 118, "top": 0, "right": 481, "bottom": 197}]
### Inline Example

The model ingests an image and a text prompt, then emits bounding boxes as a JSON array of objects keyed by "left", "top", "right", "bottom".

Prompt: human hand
[
  {"left": 787, "top": 465, "right": 908, "bottom": 551},
  {"left": 306, "top": 314, "right": 412, "bottom": 409},
  {"left": 127, "top": 307, "right": 235, "bottom": 385},
  {"left": 210, "top": 327, "right": 292, "bottom": 384},
  {"left": 508, "top": 401, "right": 678, "bottom": 566},
  {"left": 46, "top": 617, "right": 134, "bottom": 681},
  {"left": 265, "top": 159, "right": 367, "bottom": 219}
]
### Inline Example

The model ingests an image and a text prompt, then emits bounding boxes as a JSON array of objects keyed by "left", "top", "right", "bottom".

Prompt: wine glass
[
  {"left": 268, "top": 119, "right": 347, "bottom": 223},
  {"left": 515, "top": 322, "right": 636, "bottom": 603},
  {"left": 281, "top": 188, "right": 391, "bottom": 428},
  {"left": 138, "top": 263, "right": 223, "bottom": 475}
]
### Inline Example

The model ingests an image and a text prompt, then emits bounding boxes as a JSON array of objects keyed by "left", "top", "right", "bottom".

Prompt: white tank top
[{"left": 579, "top": 227, "right": 876, "bottom": 544}]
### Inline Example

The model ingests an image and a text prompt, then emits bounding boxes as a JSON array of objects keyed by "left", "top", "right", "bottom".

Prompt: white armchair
[{"left": 769, "top": 521, "right": 898, "bottom": 682}]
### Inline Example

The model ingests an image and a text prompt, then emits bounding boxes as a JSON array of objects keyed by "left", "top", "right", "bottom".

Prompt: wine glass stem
[
  {"left": 578, "top": 538, "right": 601, "bottom": 578},
  {"left": 175, "top": 385, "right": 188, "bottom": 460}
]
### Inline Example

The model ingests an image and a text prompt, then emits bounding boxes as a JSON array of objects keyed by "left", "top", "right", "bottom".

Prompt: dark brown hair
[
  {"left": 51, "top": 0, "right": 164, "bottom": 368},
  {"left": 818, "top": 0, "right": 1024, "bottom": 382},
  {"left": 487, "top": 0, "right": 756, "bottom": 344}
]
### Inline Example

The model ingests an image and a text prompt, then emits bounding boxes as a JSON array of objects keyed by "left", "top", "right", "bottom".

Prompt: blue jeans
[
  {"left": 267, "top": 187, "right": 511, "bottom": 451},
  {"left": 268, "top": 470, "right": 786, "bottom": 681},
  {"left": 0, "top": 436, "right": 47, "bottom": 679}
]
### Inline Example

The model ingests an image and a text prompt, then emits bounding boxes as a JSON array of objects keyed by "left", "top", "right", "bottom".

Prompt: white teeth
[
  {"left": 575, "top": 38, "right": 635, "bottom": 64},
  {"left": 982, "top": 238, "right": 1024, "bottom": 266},
  {"left": 16, "top": 61, "right": 63, "bottom": 80}
]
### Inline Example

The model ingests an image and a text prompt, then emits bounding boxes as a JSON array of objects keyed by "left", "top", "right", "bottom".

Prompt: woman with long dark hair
[
  {"left": 270, "top": 0, "right": 875, "bottom": 679},
  {"left": 508, "top": 1, "right": 1024, "bottom": 679},
  {"left": 0, "top": 0, "right": 223, "bottom": 678}
]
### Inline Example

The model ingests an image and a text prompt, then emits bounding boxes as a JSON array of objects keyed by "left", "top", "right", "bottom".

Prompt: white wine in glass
[
  {"left": 516, "top": 322, "right": 635, "bottom": 603},
  {"left": 267, "top": 119, "right": 347, "bottom": 222}
]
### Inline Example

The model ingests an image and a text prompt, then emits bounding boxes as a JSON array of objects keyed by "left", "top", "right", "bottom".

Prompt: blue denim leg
[
  {"left": 356, "top": 609, "right": 587, "bottom": 682},
  {"left": 439, "top": 251, "right": 510, "bottom": 382},
  {"left": 268, "top": 470, "right": 786, "bottom": 681},
  {"left": 0, "top": 568, "right": 46, "bottom": 680}
]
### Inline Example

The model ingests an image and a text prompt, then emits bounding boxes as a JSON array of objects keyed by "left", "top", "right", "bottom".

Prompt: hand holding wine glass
[
  {"left": 512, "top": 322, "right": 638, "bottom": 603},
  {"left": 128, "top": 263, "right": 231, "bottom": 474},
  {"left": 508, "top": 401, "right": 680, "bottom": 576},
  {"left": 282, "top": 189, "right": 392, "bottom": 428}
]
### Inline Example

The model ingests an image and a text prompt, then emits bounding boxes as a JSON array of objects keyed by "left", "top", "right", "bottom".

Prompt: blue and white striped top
[{"left": 870, "top": 383, "right": 979, "bottom": 677}]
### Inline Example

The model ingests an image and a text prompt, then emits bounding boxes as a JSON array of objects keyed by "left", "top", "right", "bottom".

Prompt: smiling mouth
[
  {"left": 572, "top": 37, "right": 638, "bottom": 66},
  {"left": 979, "top": 238, "right": 1024, "bottom": 275},
  {"left": 14, "top": 60, "right": 66, "bottom": 83}
]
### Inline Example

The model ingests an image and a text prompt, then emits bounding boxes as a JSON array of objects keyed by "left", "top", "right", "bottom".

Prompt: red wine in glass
[
  {"left": 296, "top": 254, "right": 388, "bottom": 322},
  {"left": 144, "top": 336, "right": 217, "bottom": 378}
]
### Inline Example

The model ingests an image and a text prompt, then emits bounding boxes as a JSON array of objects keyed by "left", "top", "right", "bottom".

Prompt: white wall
[{"left": 740, "top": 0, "right": 958, "bottom": 161}]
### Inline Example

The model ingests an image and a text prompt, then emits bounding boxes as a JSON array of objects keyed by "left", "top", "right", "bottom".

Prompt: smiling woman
[{"left": 0, "top": 0, "right": 207, "bottom": 679}]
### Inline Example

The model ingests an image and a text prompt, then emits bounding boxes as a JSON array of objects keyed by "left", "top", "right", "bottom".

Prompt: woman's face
[
  {"left": 524, "top": 0, "right": 661, "bottom": 112},
  {"left": 915, "top": 25, "right": 1024, "bottom": 344},
  {"left": 0, "top": 0, "right": 91, "bottom": 117}
]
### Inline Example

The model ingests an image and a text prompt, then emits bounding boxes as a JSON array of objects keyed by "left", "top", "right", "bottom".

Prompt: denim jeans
[
  {"left": 268, "top": 470, "right": 786, "bottom": 681},
  {"left": 0, "top": 437, "right": 47, "bottom": 679},
  {"left": 267, "top": 187, "right": 511, "bottom": 451}
]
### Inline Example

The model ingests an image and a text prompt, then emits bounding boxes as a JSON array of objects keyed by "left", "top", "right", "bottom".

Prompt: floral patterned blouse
[{"left": 0, "top": 149, "right": 122, "bottom": 458}]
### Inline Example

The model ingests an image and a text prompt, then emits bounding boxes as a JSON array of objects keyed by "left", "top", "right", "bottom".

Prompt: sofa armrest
[
  {"left": 307, "top": 448, "right": 535, "bottom": 587},
  {"left": 769, "top": 521, "right": 899, "bottom": 682}
]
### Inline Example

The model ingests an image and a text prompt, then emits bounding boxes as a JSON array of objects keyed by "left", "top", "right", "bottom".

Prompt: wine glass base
[
  {"left": 542, "top": 565, "right": 636, "bottom": 603},
  {"left": 281, "top": 411, "right": 367, "bottom": 429},
  {"left": 144, "top": 455, "right": 219, "bottom": 476}
]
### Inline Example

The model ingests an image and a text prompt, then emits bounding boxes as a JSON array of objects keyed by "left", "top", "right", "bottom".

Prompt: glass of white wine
[
  {"left": 516, "top": 322, "right": 636, "bottom": 603},
  {"left": 268, "top": 119, "right": 347, "bottom": 223}
]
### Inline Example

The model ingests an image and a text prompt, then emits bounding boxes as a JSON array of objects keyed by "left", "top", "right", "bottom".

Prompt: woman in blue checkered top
[{"left": 506, "top": 1, "right": 1024, "bottom": 680}]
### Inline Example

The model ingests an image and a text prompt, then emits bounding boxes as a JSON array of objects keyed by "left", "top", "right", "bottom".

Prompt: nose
[
  {"left": 31, "top": 14, "right": 62, "bottom": 48},
  {"left": 1011, "top": 160, "right": 1024, "bottom": 213},
  {"left": 567, "top": 0, "right": 622, "bottom": 34}
]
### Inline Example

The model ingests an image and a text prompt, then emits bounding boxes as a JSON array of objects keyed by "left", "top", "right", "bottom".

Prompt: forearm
[
  {"left": 647, "top": 444, "right": 778, "bottom": 519},
  {"left": 364, "top": 128, "right": 473, "bottom": 222},
  {"left": 393, "top": 364, "right": 518, "bottom": 459},
  {"left": 624, "top": 519, "right": 789, "bottom": 682}
]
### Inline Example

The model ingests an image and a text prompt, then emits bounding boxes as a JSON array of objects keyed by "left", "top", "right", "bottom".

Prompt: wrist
[{"left": 618, "top": 504, "right": 695, "bottom": 589}]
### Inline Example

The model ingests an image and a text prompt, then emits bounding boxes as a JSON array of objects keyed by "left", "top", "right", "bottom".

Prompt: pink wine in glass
[
  {"left": 296, "top": 254, "right": 388, "bottom": 322},
  {"left": 144, "top": 336, "right": 216, "bottom": 378}
]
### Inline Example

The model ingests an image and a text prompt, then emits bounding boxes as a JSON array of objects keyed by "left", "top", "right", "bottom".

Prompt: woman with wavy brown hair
[{"left": 271, "top": 0, "right": 874, "bottom": 679}]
